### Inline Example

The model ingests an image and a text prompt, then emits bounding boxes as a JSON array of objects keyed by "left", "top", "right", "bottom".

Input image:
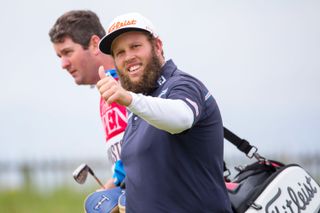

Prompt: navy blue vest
[{"left": 121, "top": 60, "right": 232, "bottom": 212}]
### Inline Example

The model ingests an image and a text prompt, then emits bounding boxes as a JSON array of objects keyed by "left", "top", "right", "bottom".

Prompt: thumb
[{"left": 98, "top": 65, "right": 106, "bottom": 79}]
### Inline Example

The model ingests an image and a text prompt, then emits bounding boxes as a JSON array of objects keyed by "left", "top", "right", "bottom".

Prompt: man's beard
[{"left": 116, "top": 48, "right": 162, "bottom": 95}]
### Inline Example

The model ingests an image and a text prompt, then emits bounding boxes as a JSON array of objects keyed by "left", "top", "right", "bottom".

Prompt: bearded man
[{"left": 97, "top": 12, "right": 232, "bottom": 213}]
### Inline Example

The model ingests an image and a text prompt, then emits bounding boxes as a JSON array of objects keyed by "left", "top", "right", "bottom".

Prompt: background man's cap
[{"left": 99, "top": 12, "right": 158, "bottom": 55}]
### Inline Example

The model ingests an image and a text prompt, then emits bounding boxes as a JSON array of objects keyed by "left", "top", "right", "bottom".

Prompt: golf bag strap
[{"left": 223, "top": 127, "right": 254, "bottom": 156}]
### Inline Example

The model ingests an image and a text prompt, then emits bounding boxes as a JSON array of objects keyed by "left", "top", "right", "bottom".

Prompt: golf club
[{"left": 73, "top": 163, "right": 105, "bottom": 189}]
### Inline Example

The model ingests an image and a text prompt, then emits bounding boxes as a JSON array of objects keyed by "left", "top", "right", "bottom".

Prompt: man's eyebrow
[
  {"left": 61, "top": 47, "right": 71, "bottom": 53},
  {"left": 58, "top": 47, "right": 72, "bottom": 56}
]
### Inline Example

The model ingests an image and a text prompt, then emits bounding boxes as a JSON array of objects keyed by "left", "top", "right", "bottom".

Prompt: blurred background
[{"left": 1, "top": 0, "right": 319, "bottom": 212}]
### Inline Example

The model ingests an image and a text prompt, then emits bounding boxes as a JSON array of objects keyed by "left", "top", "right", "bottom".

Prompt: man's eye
[
  {"left": 116, "top": 50, "right": 124, "bottom": 57},
  {"left": 63, "top": 50, "right": 72, "bottom": 56},
  {"left": 132, "top": 44, "right": 140, "bottom": 49}
]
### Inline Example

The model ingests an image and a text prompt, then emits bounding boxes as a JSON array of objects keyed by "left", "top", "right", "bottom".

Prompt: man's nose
[
  {"left": 61, "top": 57, "right": 70, "bottom": 69},
  {"left": 125, "top": 52, "right": 135, "bottom": 63}
]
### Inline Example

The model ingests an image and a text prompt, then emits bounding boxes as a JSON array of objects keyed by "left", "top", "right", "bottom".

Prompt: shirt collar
[{"left": 156, "top": 59, "right": 177, "bottom": 87}]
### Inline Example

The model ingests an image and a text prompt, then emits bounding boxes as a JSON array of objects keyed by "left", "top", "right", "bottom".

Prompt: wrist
[{"left": 126, "top": 92, "right": 137, "bottom": 107}]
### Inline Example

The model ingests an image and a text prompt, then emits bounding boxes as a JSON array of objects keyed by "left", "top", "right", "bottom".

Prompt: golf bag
[{"left": 224, "top": 127, "right": 320, "bottom": 213}]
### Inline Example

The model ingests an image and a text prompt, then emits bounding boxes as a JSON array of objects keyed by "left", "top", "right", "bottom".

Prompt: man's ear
[
  {"left": 89, "top": 35, "right": 101, "bottom": 55},
  {"left": 155, "top": 38, "right": 163, "bottom": 56}
]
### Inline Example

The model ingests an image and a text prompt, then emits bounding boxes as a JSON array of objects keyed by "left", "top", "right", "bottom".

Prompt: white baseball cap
[{"left": 99, "top": 12, "right": 158, "bottom": 55}]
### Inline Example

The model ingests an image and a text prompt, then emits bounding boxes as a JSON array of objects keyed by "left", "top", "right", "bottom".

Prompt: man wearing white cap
[{"left": 97, "top": 12, "right": 232, "bottom": 212}]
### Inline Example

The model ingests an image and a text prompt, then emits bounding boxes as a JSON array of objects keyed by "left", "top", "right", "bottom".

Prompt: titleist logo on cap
[{"left": 108, "top": 19, "right": 137, "bottom": 33}]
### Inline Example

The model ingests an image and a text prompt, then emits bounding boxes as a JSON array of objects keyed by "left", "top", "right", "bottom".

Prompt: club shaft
[{"left": 92, "top": 175, "right": 105, "bottom": 189}]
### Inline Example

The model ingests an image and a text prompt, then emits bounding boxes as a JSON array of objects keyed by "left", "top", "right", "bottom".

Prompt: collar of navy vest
[{"left": 156, "top": 59, "right": 177, "bottom": 87}]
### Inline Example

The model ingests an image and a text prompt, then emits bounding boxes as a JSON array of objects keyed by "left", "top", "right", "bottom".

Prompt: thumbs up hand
[
  {"left": 96, "top": 66, "right": 132, "bottom": 106},
  {"left": 98, "top": 65, "right": 107, "bottom": 79}
]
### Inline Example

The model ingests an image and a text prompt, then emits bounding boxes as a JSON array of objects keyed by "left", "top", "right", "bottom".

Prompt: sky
[{"left": 1, "top": 0, "right": 320, "bottom": 164}]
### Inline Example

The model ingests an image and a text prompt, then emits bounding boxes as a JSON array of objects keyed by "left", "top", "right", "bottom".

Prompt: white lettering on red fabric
[
  {"left": 105, "top": 107, "right": 127, "bottom": 135},
  {"left": 100, "top": 99, "right": 127, "bottom": 141}
]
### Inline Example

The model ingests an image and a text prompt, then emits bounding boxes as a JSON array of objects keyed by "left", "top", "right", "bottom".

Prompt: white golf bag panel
[{"left": 245, "top": 165, "right": 320, "bottom": 213}]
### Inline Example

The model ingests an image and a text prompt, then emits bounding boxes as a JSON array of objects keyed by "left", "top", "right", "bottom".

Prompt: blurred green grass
[{"left": 0, "top": 186, "right": 93, "bottom": 213}]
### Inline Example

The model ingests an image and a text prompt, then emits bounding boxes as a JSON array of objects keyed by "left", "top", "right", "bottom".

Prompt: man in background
[{"left": 49, "top": 10, "right": 126, "bottom": 189}]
